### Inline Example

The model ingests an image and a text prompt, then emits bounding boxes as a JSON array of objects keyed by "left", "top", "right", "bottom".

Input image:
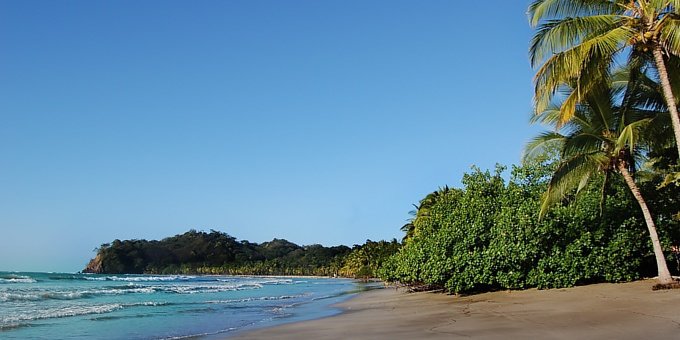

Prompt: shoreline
[
  {"left": 228, "top": 279, "right": 680, "bottom": 339},
  {"left": 216, "top": 280, "right": 383, "bottom": 339},
  {"left": 0, "top": 272, "right": 361, "bottom": 339}
]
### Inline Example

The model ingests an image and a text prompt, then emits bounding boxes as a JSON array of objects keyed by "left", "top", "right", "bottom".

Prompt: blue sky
[{"left": 0, "top": 1, "right": 537, "bottom": 272}]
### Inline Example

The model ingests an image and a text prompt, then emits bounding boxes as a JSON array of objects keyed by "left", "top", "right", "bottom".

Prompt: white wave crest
[
  {"left": 123, "top": 301, "right": 169, "bottom": 307},
  {"left": 255, "top": 278, "right": 294, "bottom": 285},
  {"left": 0, "top": 274, "right": 37, "bottom": 284},
  {"left": 0, "top": 286, "right": 158, "bottom": 302},
  {"left": 0, "top": 292, "right": 41, "bottom": 302},
  {"left": 83, "top": 275, "right": 196, "bottom": 282},
  {"left": 156, "top": 282, "right": 263, "bottom": 294},
  {"left": 206, "top": 294, "right": 300, "bottom": 304},
  {"left": 1, "top": 304, "right": 123, "bottom": 326}
]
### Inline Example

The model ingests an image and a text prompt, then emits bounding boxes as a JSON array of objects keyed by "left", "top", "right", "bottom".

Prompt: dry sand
[{"left": 230, "top": 280, "right": 680, "bottom": 339}]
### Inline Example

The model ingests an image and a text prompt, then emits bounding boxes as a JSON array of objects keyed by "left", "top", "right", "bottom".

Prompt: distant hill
[{"left": 84, "top": 229, "right": 399, "bottom": 277}]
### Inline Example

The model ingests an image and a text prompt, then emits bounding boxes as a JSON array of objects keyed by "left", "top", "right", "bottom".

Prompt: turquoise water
[{"left": 0, "top": 272, "right": 360, "bottom": 339}]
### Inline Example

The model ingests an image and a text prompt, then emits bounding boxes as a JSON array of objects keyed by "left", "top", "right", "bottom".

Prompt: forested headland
[{"left": 83, "top": 230, "right": 400, "bottom": 278}]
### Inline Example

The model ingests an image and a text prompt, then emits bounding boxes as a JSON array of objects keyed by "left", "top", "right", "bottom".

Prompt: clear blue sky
[{"left": 0, "top": 1, "right": 537, "bottom": 272}]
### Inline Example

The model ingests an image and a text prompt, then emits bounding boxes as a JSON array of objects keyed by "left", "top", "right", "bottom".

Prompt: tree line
[
  {"left": 83, "top": 229, "right": 400, "bottom": 279},
  {"left": 378, "top": 158, "right": 679, "bottom": 293}
]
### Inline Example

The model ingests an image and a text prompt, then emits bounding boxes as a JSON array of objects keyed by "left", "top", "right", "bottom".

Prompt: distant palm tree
[
  {"left": 526, "top": 73, "right": 675, "bottom": 285},
  {"left": 400, "top": 205, "right": 418, "bottom": 243},
  {"left": 400, "top": 186, "right": 451, "bottom": 243},
  {"left": 528, "top": 0, "right": 680, "bottom": 157}
]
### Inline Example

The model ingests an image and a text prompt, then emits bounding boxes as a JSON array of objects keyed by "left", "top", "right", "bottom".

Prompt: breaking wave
[
  {"left": 0, "top": 274, "right": 37, "bottom": 284},
  {"left": 81, "top": 275, "right": 197, "bottom": 282},
  {"left": 0, "top": 281, "right": 270, "bottom": 302},
  {"left": 205, "top": 294, "right": 303, "bottom": 304},
  {"left": 1, "top": 304, "right": 124, "bottom": 329},
  {"left": 0, "top": 301, "right": 172, "bottom": 329}
]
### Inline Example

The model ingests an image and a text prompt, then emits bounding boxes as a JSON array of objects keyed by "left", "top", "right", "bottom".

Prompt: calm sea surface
[{"left": 0, "top": 272, "right": 363, "bottom": 339}]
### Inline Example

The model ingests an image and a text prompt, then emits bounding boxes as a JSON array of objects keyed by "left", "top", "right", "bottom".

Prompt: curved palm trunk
[
  {"left": 618, "top": 163, "right": 674, "bottom": 284},
  {"left": 652, "top": 46, "right": 680, "bottom": 159}
]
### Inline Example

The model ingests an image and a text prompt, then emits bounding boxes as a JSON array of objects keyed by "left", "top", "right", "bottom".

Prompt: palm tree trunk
[
  {"left": 652, "top": 45, "right": 680, "bottom": 159},
  {"left": 618, "top": 163, "right": 674, "bottom": 284}
]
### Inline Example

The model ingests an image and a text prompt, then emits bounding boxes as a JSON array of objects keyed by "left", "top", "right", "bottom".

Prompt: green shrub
[{"left": 380, "top": 162, "right": 677, "bottom": 294}]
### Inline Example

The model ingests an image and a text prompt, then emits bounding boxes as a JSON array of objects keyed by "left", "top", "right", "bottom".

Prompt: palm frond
[
  {"left": 530, "top": 15, "right": 622, "bottom": 67},
  {"left": 562, "top": 132, "right": 610, "bottom": 157},
  {"left": 530, "top": 106, "right": 563, "bottom": 125},
  {"left": 534, "top": 27, "right": 633, "bottom": 114},
  {"left": 524, "top": 131, "right": 565, "bottom": 161},
  {"left": 532, "top": 98, "right": 590, "bottom": 130},
  {"left": 627, "top": 107, "right": 663, "bottom": 122},
  {"left": 659, "top": 18, "right": 680, "bottom": 57},
  {"left": 584, "top": 84, "right": 616, "bottom": 130},
  {"left": 665, "top": 54, "right": 680, "bottom": 100},
  {"left": 659, "top": 1, "right": 680, "bottom": 14},
  {"left": 617, "top": 117, "right": 654, "bottom": 150},
  {"left": 616, "top": 54, "right": 669, "bottom": 117},
  {"left": 611, "top": 66, "right": 632, "bottom": 94},
  {"left": 648, "top": 0, "right": 667, "bottom": 9},
  {"left": 556, "top": 87, "right": 582, "bottom": 126},
  {"left": 539, "top": 152, "right": 607, "bottom": 218},
  {"left": 528, "top": 0, "right": 622, "bottom": 27},
  {"left": 642, "top": 111, "right": 676, "bottom": 149},
  {"left": 616, "top": 62, "right": 641, "bottom": 126},
  {"left": 673, "top": 1, "right": 680, "bottom": 14}
]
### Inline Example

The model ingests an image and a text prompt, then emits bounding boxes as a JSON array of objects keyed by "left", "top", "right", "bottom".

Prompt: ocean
[{"left": 0, "top": 271, "right": 365, "bottom": 339}]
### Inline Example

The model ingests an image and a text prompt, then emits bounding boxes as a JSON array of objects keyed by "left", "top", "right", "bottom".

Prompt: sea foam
[
  {"left": 0, "top": 272, "right": 356, "bottom": 339},
  {"left": 1, "top": 304, "right": 124, "bottom": 328},
  {"left": 0, "top": 274, "right": 37, "bottom": 284},
  {"left": 82, "top": 275, "right": 197, "bottom": 282}
]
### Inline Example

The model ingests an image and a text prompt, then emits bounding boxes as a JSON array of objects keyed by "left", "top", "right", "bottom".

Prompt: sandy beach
[{"left": 231, "top": 280, "right": 680, "bottom": 339}]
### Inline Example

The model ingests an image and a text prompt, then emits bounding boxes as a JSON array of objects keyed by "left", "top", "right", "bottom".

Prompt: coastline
[{"left": 228, "top": 279, "right": 680, "bottom": 339}]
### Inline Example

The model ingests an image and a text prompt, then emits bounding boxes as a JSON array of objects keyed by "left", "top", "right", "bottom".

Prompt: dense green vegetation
[
  {"left": 84, "top": 230, "right": 399, "bottom": 278},
  {"left": 338, "top": 239, "right": 401, "bottom": 279},
  {"left": 378, "top": 158, "right": 680, "bottom": 293}
]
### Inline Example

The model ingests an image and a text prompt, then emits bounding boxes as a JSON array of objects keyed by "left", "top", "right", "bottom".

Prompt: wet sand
[{"left": 230, "top": 280, "right": 680, "bottom": 339}]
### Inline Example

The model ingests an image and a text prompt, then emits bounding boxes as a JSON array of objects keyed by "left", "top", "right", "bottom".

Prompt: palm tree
[
  {"left": 400, "top": 205, "right": 418, "bottom": 243},
  {"left": 525, "top": 74, "right": 675, "bottom": 285},
  {"left": 400, "top": 186, "right": 452, "bottom": 243},
  {"left": 528, "top": 0, "right": 680, "bottom": 158}
]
